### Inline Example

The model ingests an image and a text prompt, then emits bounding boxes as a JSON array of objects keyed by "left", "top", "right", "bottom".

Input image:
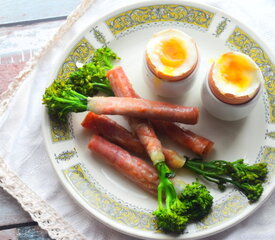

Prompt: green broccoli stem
[
  {"left": 185, "top": 160, "right": 228, "bottom": 175},
  {"left": 184, "top": 162, "right": 227, "bottom": 187},
  {"left": 91, "top": 83, "right": 114, "bottom": 96},
  {"left": 153, "top": 161, "right": 190, "bottom": 233},
  {"left": 184, "top": 158, "right": 267, "bottom": 202},
  {"left": 156, "top": 162, "right": 177, "bottom": 211},
  {"left": 153, "top": 162, "right": 213, "bottom": 233}
]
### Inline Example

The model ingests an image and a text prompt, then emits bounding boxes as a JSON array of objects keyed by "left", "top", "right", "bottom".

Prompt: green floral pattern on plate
[
  {"left": 259, "top": 146, "right": 275, "bottom": 181},
  {"left": 197, "top": 194, "right": 247, "bottom": 230},
  {"left": 49, "top": 115, "right": 72, "bottom": 142},
  {"left": 266, "top": 131, "right": 275, "bottom": 139}
]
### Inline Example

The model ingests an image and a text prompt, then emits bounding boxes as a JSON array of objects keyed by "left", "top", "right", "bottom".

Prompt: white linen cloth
[{"left": 0, "top": 0, "right": 275, "bottom": 239}]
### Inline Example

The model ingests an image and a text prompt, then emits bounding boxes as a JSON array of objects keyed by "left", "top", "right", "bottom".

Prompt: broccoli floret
[
  {"left": 154, "top": 209, "right": 188, "bottom": 234},
  {"left": 230, "top": 159, "right": 268, "bottom": 184},
  {"left": 233, "top": 182, "right": 264, "bottom": 203},
  {"left": 69, "top": 47, "right": 119, "bottom": 96},
  {"left": 69, "top": 62, "right": 113, "bottom": 96},
  {"left": 43, "top": 47, "right": 119, "bottom": 120},
  {"left": 184, "top": 158, "right": 268, "bottom": 203},
  {"left": 153, "top": 162, "right": 213, "bottom": 234},
  {"left": 179, "top": 181, "right": 213, "bottom": 221},
  {"left": 42, "top": 80, "right": 88, "bottom": 120},
  {"left": 92, "top": 46, "right": 120, "bottom": 70}
]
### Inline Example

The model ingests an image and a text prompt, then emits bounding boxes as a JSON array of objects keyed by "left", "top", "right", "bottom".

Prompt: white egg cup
[
  {"left": 144, "top": 57, "right": 199, "bottom": 98},
  {"left": 201, "top": 73, "right": 263, "bottom": 121}
]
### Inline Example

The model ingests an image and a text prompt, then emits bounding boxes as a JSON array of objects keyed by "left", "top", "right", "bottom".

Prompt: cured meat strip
[
  {"left": 107, "top": 66, "right": 213, "bottom": 156},
  {"left": 127, "top": 117, "right": 165, "bottom": 164},
  {"left": 108, "top": 66, "right": 185, "bottom": 166},
  {"left": 107, "top": 66, "right": 139, "bottom": 98},
  {"left": 161, "top": 148, "right": 186, "bottom": 169},
  {"left": 88, "top": 135, "right": 187, "bottom": 195},
  {"left": 81, "top": 112, "right": 186, "bottom": 168},
  {"left": 152, "top": 120, "right": 214, "bottom": 156},
  {"left": 88, "top": 135, "right": 159, "bottom": 195},
  {"left": 108, "top": 66, "right": 166, "bottom": 164},
  {"left": 88, "top": 96, "right": 199, "bottom": 124},
  {"left": 82, "top": 112, "right": 145, "bottom": 156},
  {"left": 108, "top": 68, "right": 139, "bottom": 98}
]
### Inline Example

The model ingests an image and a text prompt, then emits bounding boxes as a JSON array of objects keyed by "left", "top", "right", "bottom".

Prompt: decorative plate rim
[{"left": 42, "top": 0, "right": 275, "bottom": 239}]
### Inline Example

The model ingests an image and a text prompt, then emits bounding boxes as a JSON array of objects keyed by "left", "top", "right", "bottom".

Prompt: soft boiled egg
[
  {"left": 208, "top": 52, "right": 263, "bottom": 105},
  {"left": 145, "top": 29, "right": 199, "bottom": 81}
]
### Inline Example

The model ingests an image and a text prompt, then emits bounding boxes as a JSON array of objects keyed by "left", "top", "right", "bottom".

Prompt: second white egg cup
[{"left": 201, "top": 73, "right": 263, "bottom": 121}]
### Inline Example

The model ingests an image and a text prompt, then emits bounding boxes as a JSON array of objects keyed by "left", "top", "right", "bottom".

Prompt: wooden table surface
[{"left": 0, "top": 1, "right": 81, "bottom": 239}]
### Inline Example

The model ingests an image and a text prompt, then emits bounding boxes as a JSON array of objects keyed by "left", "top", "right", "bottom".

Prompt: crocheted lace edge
[{"left": 0, "top": 0, "right": 95, "bottom": 239}]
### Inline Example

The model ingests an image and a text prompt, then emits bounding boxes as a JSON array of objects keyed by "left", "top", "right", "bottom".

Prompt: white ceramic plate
[{"left": 42, "top": 1, "right": 275, "bottom": 239}]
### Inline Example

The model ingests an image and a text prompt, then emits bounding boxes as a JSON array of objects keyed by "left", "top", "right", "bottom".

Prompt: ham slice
[
  {"left": 82, "top": 112, "right": 186, "bottom": 168},
  {"left": 88, "top": 135, "right": 159, "bottom": 195},
  {"left": 88, "top": 96, "right": 199, "bottom": 125},
  {"left": 107, "top": 66, "right": 213, "bottom": 156}
]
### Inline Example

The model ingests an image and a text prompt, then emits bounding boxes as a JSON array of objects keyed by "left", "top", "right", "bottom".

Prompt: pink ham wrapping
[
  {"left": 88, "top": 135, "right": 159, "bottom": 195},
  {"left": 107, "top": 66, "right": 187, "bottom": 166},
  {"left": 107, "top": 66, "right": 213, "bottom": 156},
  {"left": 82, "top": 112, "right": 145, "bottom": 156},
  {"left": 88, "top": 96, "right": 199, "bottom": 125},
  {"left": 151, "top": 120, "right": 214, "bottom": 156},
  {"left": 82, "top": 112, "right": 185, "bottom": 168}
]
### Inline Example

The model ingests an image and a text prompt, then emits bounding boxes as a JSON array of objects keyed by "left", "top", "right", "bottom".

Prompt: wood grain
[
  {"left": 0, "top": 0, "right": 82, "bottom": 26},
  {"left": 0, "top": 19, "right": 63, "bottom": 231},
  {"left": 0, "top": 1, "right": 80, "bottom": 236},
  {"left": 0, "top": 225, "right": 51, "bottom": 239},
  {"left": 0, "top": 187, "right": 31, "bottom": 227}
]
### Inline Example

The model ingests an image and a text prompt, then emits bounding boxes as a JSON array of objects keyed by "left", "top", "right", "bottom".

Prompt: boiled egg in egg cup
[
  {"left": 144, "top": 29, "right": 199, "bottom": 98},
  {"left": 201, "top": 52, "right": 264, "bottom": 121}
]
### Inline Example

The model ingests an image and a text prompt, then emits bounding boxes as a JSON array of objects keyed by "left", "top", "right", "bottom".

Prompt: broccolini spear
[
  {"left": 88, "top": 134, "right": 213, "bottom": 234},
  {"left": 184, "top": 158, "right": 268, "bottom": 203},
  {"left": 43, "top": 77, "right": 199, "bottom": 123},
  {"left": 153, "top": 162, "right": 188, "bottom": 233},
  {"left": 43, "top": 47, "right": 120, "bottom": 120},
  {"left": 154, "top": 163, "right": 213, "bottom": 233},
  {"left": 68, "top": 47, "right": 120, "bottom": 96}
]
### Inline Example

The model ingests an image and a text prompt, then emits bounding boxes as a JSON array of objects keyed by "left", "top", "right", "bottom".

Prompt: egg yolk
[
  {"left": 218, "top": 52, "right": 257, "bottom": 92},
  {"left": 158, "top": 38, "right": 187, "bottom": 73}
]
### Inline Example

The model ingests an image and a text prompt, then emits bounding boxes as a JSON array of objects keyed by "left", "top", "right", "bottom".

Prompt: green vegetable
[
  {"left": 153, "top": 162, "right": 213, "bottom": 233},
  {"left": 185, "top": 158, "right": 268, "bottom": 203},
  {"left": 179, "top": 181, "right": 213, "bottom": 222},
  {"left": 92, "top": 46, "right": 120, "bottom": 70},
  {"left": 42, "top": 80, "right": 88, "bottom": 120},
  {"left": 42, "top": 47, "right": 119, "bottom": 120},
  {"left": 69, "top": 47, "right": 119, "bottom": 96}
]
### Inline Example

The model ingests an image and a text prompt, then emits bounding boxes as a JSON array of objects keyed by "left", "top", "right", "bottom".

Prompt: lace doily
[
  {"left": 0, "top": 160, "right": 85, "bottom": 240},
  {"left": 0, "top": 0, "right": 94, "bottom": 239}
]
